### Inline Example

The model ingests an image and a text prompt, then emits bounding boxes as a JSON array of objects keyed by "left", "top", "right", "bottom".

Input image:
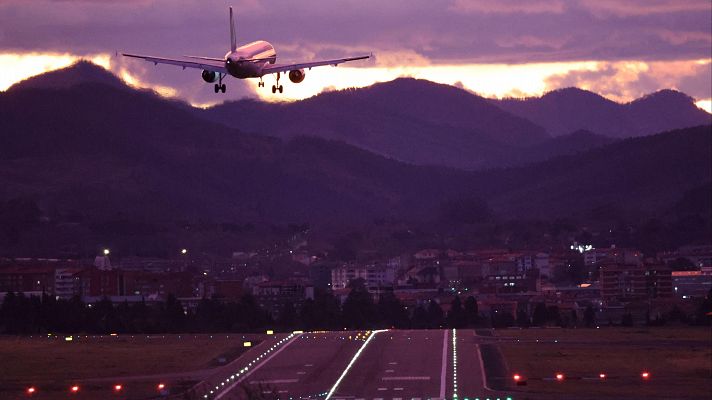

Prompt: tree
[
  {"left": 342, "top": 279, "right": 376, "bottom": 328},
  {"left": 532, "top": 303, "right": 547, "bottom": 326},
  {"left": 446, "top": 296, "right": 467, "bottom": 328},
  {"left": 583, "top": 305, "right": 596, "bottom": 327},
  {"left": 426, "top": 300, "right": 444, "bottom": 328},
  {"left": 464, "top": 296, "right": 479, "bottom": 326},
  {"left": 376, "top": 291, "right": 408, "bottom": 328},
  {"left": 516, "top": 309, "right": 530, "bottom": 327}
]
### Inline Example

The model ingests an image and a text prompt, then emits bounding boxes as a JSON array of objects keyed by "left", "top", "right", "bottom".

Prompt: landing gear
[
  {"left": 214, "top": 74, "right": 227, "bottom": 93},
  {"left": 258, "top": 78, "right": 264, "bottom": 88},
  {"left": 271, "top": 72, "right": 284, "bottom": 94}
]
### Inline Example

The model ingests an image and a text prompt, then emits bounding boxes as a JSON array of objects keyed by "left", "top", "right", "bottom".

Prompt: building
[
  {"left": 480, "top": 269, "right": 540, "bottom": 294},
  {"left": 253, "top": 280, "right": 314, "bottom": 319},
  {"left": 0, "top": 266, "right": 55, "bottom": 295},
  {"left": 672, "top": 271, "right": 712, "bottom": 299},
  {"left": 54, "top": 267, "right": 83, "bottom": 299},
  {"left": 585, "top": 246, "right": 642, "bottom": 266},
  {"left": 600, "top": 264, "right": 672, "bottom": 303},
  {"left": 331, "top": 262, "right": 397, "bottom": 290}
]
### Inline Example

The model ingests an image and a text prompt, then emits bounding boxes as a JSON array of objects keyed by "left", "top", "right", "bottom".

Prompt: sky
[{"left": 0, "top": 0, "right": 710, "bottom": 111}]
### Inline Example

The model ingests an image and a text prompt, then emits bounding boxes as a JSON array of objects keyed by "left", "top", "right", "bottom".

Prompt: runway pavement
[{"left": 211, "top": 329, "right": 506, "bottom": 400}]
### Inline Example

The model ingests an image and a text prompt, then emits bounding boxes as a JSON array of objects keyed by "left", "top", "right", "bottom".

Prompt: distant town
[{"left": 2, "top": 233, "right": 710, "bottom": 333}]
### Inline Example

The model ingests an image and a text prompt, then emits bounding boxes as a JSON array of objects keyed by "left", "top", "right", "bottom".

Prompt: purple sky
[{"left": 1, "top": 0, "right": 710, "bottom": 107}]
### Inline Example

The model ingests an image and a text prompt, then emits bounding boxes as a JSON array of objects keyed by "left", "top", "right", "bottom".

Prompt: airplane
[{"left": 122, "top": 7, "right": 370, "bottom": 94}]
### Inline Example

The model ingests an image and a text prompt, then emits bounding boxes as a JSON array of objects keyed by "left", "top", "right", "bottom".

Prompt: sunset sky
[{"left": 1, "top": 0, "right": 710, "bottom": 111}]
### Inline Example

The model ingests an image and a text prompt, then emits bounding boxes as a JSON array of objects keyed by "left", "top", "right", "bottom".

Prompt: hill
[
  {"left": 0, "top": 62, "right": 709, "bottom": 227},
  {"left": 494, "top": 87, "right": 710, "bottom": 138},
  {"left": 202, "top": 78, "right": 550, "bottom": 170}
]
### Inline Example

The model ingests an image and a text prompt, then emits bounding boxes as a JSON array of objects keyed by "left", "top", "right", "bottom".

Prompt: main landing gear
[
  {"left": 271, "top": 72, "right": 284, "bottom": 94},
  {"left": 214, "top": 73, "right": 226, "bottom": 93}
]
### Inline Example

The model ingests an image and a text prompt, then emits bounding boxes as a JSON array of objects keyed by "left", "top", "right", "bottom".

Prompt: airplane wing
[
  {"left": 122, "top": 53, "right": 227, "bottom": 74},
  {"left": 261, "top": 55, "right": 370, "bottom": 75}
]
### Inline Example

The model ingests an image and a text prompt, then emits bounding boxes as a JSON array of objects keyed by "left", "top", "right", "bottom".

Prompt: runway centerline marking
[
  {"left": 382, "top": 376, "right": 431, "bottom": 381},
  {"left": 439, "top": 329, "right": 448, "bottom": 399},
  {"left": 248, "top": 379, "right": 298, "bottom": 384}
]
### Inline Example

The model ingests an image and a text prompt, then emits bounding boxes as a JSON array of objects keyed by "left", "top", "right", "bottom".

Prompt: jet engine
[
  {"left": 202, "top": 70, "right": 218, "bottom": 83},
  {"left": 288, "top": 69, "right": 306, "bottom": 83}
]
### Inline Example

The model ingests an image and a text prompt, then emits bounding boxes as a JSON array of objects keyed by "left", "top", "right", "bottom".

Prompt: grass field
[
  {"left": 494, "top": 327, "right": 712, "bottom": 399},
  {"left": 0, "top": 334, "right": 262, "bottom": 399}
]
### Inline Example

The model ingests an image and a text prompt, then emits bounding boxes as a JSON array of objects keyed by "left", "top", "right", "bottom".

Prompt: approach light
[
  {"left": 641, "top": 371, "right": 650, "bottom": 379},
  {"left": 599, "top": 373, "right": 606, "bottom": 379},
  {"left": 114, "top": 384, "right": 123, "bottom": 392},
  {"left": 555, "top": 373, "right": 564, "bottom": 381},
  {"left": 157, "top": 383, "right": 166, "bottom": 390},
  {"left": 70, "top": 385, "right": 80, "bottom": 393},
  {"left": 26, "top": 387, "right": 36, "bottom": 395}
]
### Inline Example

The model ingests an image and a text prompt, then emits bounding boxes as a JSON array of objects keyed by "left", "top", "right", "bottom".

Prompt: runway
[{"left": 207, "top": 329, "right": 502, "bottom": 400}]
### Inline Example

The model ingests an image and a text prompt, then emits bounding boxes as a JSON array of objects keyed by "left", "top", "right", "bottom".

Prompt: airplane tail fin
[{"left": 229, "top": 7, "right": 237, "bottom": 52}]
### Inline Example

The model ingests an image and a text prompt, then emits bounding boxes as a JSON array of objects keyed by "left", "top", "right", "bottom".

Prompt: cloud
[
  {"left": 545, "top": 59, "right": 712, "bottom": 102},
  {"left": 578, "top": 0, "right": 711, "bottom": 17},
  {"left": 450, "top": 0, "right": 566, "bottom": 14}
]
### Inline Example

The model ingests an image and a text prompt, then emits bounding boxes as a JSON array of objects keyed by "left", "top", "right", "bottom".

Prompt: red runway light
[
  {"left": 555, "top": 373, "right": 565, "bottom": 381},
  {"left": 114, "top": 384, "right": 123, "bottom": 391},
  {"left": 70, "top": 385, "right": 80, "bottom": 393},
  {"left": 513, "top": 374, "right": 521, "bottom": 381},
  {"left": 599, "top": 373, "right": 606, "bottom": 379},
  {"left": 157, "top": 383, "right": 166, "bottom": 390},
  {"left": 26, "top": 387, "right": 36, "bottom": 395},
  {"left": 642, "top": 371, "right": 650, "bottom": 379}
]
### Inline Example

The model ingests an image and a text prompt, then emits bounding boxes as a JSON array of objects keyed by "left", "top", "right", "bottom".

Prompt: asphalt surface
[{"left": 209, "top": 329, "right": 502, "bottom": 400}]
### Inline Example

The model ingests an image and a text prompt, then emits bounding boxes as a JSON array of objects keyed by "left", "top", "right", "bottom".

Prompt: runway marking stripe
[
  {"left": 377, "top": 387, "right": 387, "bottom": 391},
  {"left": 382, "top": 376, "right": 431, "bottom": 381},
  {"left": 385, "top": 369, "right": 395, "bottom": 372},
  {"left": 248, "top": 378, "right": 298, "bottom": 384}
]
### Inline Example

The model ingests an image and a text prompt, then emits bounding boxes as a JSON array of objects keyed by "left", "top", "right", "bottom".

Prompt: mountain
[
  {"left": 0, "top": 78, "right": 468, "bottom": 224},
  {"left": 494, "top": 87, "right": 711, "bottom": 138},
  {"left": 0, "top": 62, "right": 709, "bottom": 226},
  {"left": 202, "top": 78, "right": 550, "bottom": 170},
  {"left": 6, "top": 60, "right": 128, "bottom": 92},
  {"left": 510, "top": 129, "right": 617, "bottom": 165},
  {"left": 477, "top": 125, "right": 711, "bottom": 218}
]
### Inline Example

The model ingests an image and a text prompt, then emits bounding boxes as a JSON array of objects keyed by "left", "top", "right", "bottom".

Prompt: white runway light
[
  {"left": 452, "top": 329, "right": 458, "bottom": 399},
  {"left": 325, "top": 330, "right": 388, "bottom": 400}
]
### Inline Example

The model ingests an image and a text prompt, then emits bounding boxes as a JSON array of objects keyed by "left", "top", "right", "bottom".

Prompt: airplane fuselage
[{"left": 225, "top": 40, "right": 276, "bottom": 79}]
